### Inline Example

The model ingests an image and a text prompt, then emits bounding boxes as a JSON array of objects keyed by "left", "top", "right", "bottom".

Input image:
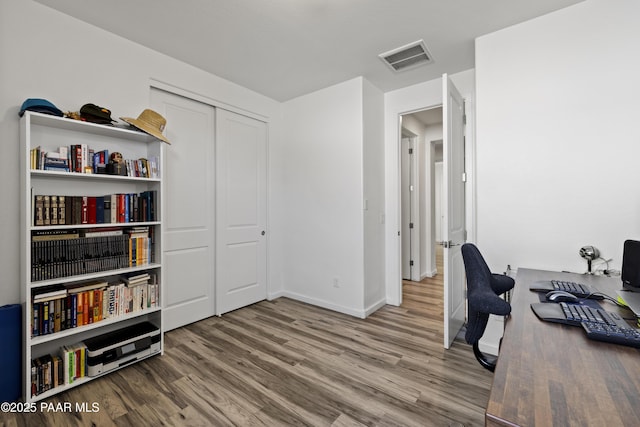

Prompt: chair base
[{"left": 473, "top": 342, "right": 498, "bottom": 372}]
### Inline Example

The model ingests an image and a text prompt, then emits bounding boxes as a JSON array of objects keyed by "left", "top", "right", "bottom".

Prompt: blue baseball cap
[{"left": 19, "top": 98, "right": 63, "bottom": 117}]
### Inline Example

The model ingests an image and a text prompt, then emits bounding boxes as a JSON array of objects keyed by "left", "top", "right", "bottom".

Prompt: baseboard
[
  {"left": 276, "top": 291, "right": 368, "bottom": 319},
  {"left": 364, "top": 298, "right": 387, "bottom": 317},
  {"left": 267, "top": 290, "right": 286, "bottom": 301},
  {"left": 419, "top": 269, "right": 438, "bottom": 281}
]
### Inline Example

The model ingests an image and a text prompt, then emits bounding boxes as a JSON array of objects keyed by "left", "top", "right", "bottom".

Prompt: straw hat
[{"left": 120, "top": 109, "right": 171, "bottom": 144}]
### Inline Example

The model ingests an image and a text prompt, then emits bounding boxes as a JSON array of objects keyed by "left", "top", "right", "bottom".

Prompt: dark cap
[
  {"left": 80, "top": 103, "right": 115, "bottom": 124},
  {"left": 19, "top": 98, "right": 63, "bottom": 117}
]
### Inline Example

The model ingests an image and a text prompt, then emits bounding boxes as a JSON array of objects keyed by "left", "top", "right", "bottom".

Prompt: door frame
[
  {"left": 383, "top": 75, "right": 476, "bottom": 310},
  {"left": 401, "top": 134, "right": 420, "bottom": 281}
]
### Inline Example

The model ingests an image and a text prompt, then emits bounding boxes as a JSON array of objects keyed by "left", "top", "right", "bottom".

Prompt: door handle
[
  {"left": 442, "top": 240, "right": 460, "bottom": 248},
  {"left": 261, "top": 230, "right": 266, "bottom": 236}
]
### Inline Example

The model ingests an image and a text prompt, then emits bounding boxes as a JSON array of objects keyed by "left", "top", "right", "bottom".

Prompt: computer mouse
[{"left": 545, "top": 290, "right": 580, "bottom": 303}]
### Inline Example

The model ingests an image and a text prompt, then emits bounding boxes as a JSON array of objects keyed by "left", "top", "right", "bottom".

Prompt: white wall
[
  {"left": 0, "top": 0, "right": 281, "bottom": 306},
  {"left": 475, "top": 0, "right": 640, "bottom": 274},
  {"left": 280, "top": 78, "right": 366, "bottom": 316},
  {"left": 362, "top": 79, "right": 386, "bottom": 313}
]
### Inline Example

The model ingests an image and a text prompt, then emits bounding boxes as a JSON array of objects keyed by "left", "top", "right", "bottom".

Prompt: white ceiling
[
  {"left": 35, "top": 0, "right": 583, "bottom": 102},
  {"left": 411, "top": 107, "right": 444, "bottom": 127}
]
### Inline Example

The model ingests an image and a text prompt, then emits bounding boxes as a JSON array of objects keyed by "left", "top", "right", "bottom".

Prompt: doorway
[{"left": 400, "top": 107, "right": 443, "bottom": 282}]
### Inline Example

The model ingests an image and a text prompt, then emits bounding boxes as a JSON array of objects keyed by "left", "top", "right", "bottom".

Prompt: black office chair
[{"left": 461, "top": 243, "right": 514, "bottom": 372}]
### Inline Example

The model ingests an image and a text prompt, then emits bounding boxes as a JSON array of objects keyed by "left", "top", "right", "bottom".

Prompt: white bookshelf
[{"left": 20, "top": 111, "right": 164, "bottom": 402}]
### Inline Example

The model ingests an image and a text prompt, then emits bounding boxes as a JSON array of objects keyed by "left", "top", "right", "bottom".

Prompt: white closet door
[
  {"left": 151, "top": 89, "right": 216, "bottom": 331},
  {"left": 216, "top": 109, "right": 267, "bottom": 315}
]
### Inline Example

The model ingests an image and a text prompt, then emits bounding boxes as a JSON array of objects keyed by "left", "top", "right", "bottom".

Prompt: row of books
[
  {"left": 32, "top": 273, "right": 159, "bottom": 337},
  {"left": 30, "top": 145, "right": 159, "bottom": 178},
  {"left": 33, "top": 191, "right": 157, "bottom": 226},
  {"left": 31, "top": 227, "right": 154, "bottom": 282},
  {"left": 31, "top": 343, "right": 87, "bottom": 397}
]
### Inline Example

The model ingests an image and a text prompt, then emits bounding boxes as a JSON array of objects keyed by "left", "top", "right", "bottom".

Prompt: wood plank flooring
[{"left": 2, "top": 263, "right": 492, "bottom": 426}]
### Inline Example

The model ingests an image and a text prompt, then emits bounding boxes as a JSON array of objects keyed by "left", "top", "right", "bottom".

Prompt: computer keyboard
[
  {"left": 532, "top": 301, "right": 640, "bottom": 347},
  {"left": 581, "top": 322, "right": 640, "bottom": 348},
  {"left": 550, "top": 280, "right": 596, "bottom": 298},
  {"left": 559, "top": 302, "right": 615, "bottom": 325}
]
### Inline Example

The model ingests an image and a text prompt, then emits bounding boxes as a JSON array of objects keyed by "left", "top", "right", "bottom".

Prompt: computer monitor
[{"left": 622, "top": 239, "right": 640, "bottom": 292}]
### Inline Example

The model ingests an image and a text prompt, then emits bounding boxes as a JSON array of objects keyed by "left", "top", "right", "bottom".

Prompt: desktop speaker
[{"left": 622, "top": 240, "right": 640, "bottom": 291}]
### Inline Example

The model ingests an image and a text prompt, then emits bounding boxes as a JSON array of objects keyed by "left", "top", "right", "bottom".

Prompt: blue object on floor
[{"left": 0, "top": 304, "right": 21, "bottom": 402}]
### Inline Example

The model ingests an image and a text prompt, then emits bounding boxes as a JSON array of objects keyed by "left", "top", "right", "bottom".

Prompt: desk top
[{"left": 486, "top": 268, "right": 640, "bottom": 427}]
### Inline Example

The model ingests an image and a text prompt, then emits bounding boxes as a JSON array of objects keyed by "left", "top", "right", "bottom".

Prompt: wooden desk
[{"left": 486, "top": 268, "right": 640, "bottom": 426}]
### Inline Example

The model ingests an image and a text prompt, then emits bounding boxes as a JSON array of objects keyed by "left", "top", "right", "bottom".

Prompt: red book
[
  {"left": 118, "top": 194, "right": 126, "bottom": 223},
  {"left": 87, "top": 197, "right": 97, "bottom": 224},
  {"left": 75, "top": 348, "right": 82, "bottom": 379},
  {"left": 75, "top": 145, "right": 82, "bottom": 173}
]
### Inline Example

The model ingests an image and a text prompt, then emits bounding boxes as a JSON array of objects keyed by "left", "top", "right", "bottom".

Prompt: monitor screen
[{"left": 622, "top": 239, "right": 640, "bottom": 291}]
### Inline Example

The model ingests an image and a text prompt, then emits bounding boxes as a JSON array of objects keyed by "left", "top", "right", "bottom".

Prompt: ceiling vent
[{"left": 379, "top": 40, "right": 433, "bottom": 72}]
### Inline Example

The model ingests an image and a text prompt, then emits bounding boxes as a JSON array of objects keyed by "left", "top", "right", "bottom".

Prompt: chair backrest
[{"left": 462, "top": 243, "right": 512, "bottom": 345}]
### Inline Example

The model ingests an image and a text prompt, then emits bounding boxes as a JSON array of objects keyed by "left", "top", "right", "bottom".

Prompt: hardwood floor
[{"left": 2, "top": 264, "right": 492, "bottom": 426}]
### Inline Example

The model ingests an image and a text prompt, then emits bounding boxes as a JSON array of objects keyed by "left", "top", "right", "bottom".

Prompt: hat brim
[
  {"left": 120, "top": 117, "right": 171, "bottom": 144},
  {"left": 20, "top": 106, "right": 64, "bottom": 117}
]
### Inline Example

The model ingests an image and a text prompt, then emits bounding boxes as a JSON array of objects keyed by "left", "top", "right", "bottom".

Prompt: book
[
  {"left": 32, "top": 302, "right": 40, "bottom": 336},
  {"left": 58, "top": 195, "right": 66, "bottom": 225},
  {"left": 123, "top": 273, "right": 151, "bottom": 284},
  {"left": 108, "top": 194, "right": 118, "bottom": 223},
  {"left": 82, "top": 227, "right": 123, "bottom": 238},
  {"left": 34, "top": 195, "right": 44, "bottom": 226},
  {"left": 95, "top": 196, "right": 104, "bottom": 224},
  {"left": 32, "top": 228, "right": 80, "bottom": 241},
  {"left": 66, "top": 280, "right": 108, "bottom": 294},
  {"left": 54, "top": 298, "right": 62, "bottom": 332},
  {"left": 32, "top": 285, "right": 67, "bottom": 301},
  {"left": 81, "top": 196, "right": 89, "bottom": 224},
  {"left": 87, "top": 196, "right": 97, "bottom": 224},
  {"left": 50, "top": 195, "right": 58, "bottom": 225},
  {"left": 43, "top": 195, "right": 50, "bottom": 225},
  {"left": 118, "top": 194, "right": 126, "bottom": 223}
]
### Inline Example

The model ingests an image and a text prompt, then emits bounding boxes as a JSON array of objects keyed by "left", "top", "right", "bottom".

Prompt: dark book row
[
  {"left": 33, "top": 191, "right": 157, "bottom": 226},
  {"left": 31, "top": 228, "right": 155, "bottom": 282}
]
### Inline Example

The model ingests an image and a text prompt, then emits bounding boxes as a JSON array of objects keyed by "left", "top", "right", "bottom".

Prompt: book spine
[
  {"left": 118, "top": 194, "right": 125, "bottom": 223},
  {"left": 58, "top": 195, "right": 66, "bottom": 225},
  {"left": 43, "top": 195, "right": 50, "bottom": 225},
  {"left": 96, "top": 196, "right": 104, "bottom": 224},
  {"left": 87, "top": 196, "right": 97, "bottom": 224}
]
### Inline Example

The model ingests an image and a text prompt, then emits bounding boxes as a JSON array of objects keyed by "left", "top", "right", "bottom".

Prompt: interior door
[
  {"left": 151, "top": 88, "right": 216, "bottom": 331},
  {"left": 216, "top": 109, "right": 267, "bottom": 315},
  {"left": 442, "top": 74, "right": 467, "bottom": 349}
]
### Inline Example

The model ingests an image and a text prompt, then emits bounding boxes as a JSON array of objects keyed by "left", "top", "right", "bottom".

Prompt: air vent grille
[{"left": 379, "top": 40, "right": 433, "bottom": 72}]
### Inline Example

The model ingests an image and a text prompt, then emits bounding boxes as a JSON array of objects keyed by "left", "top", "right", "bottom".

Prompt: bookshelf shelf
[
  {"left": 27, "top": 346, "right": 161, "bottom": 403},
  {"left": 20, "top": 111, "right": 164, "bottom": 402},
  {"left": 31, "top": 169, "right": 161, "bottom": 183},
  {"left": 30, "top": 221, "right": 161, "bottom": 232},
  {"left": 30, "top": 307, "right": 162, "bottom": 346},
  {"left": 28, "top": 263, "right": 163, "bottom": 290},
  {"left": 27, "top": 111, "right": 153, "bottom": 142}
]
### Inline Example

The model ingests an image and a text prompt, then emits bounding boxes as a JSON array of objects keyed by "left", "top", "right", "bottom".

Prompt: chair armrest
[{"left": 490, "top": 274, "right": 515, "bottom": 296}]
